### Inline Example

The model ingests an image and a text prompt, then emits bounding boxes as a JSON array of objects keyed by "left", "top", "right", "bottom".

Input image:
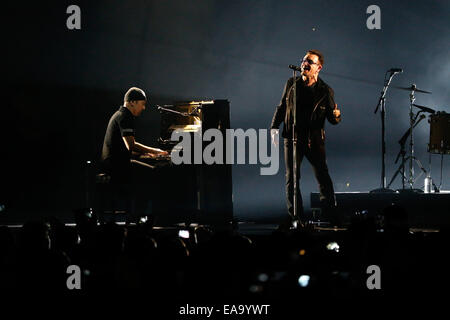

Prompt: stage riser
[{"left": 311, "top": 192, "right": 450, "bottom": 227}]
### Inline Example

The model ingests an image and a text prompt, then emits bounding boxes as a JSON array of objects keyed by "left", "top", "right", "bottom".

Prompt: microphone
[
  {"left": 413, "top": 104, "right": 436, "bottom": 114},
  {"left": 289, "top": 64, "right": 302, "bottom": 71},
  {"left": 155, "top": 104, "right": 174, "bottom": 109},
  {"left": 388, "top": 68, "right": 403, "bottom": 73}
]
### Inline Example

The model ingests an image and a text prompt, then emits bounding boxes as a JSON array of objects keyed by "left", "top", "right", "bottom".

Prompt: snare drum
[{"left": 429, "top": 112, "right": 450, "bottom": 154}]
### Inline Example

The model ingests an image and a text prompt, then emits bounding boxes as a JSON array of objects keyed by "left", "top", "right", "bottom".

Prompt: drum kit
[
  {"left": 381, "top": 84, "right": 450, "bottom": 193},
  {"left": 370, "top": 67, "right": 449, "bottom": 193}
]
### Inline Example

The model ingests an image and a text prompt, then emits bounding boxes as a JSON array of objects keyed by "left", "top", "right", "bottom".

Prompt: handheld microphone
[
  {"left": 388, "top": 68, "right": 403, "bottom": 73},
  {"left": 289, "top": 64, "right": 302, "bottom": 71}
]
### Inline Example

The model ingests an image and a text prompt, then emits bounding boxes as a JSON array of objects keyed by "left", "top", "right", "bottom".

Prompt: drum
[{"left": 429, "top": 112, "right": 450, "bottom": 154}]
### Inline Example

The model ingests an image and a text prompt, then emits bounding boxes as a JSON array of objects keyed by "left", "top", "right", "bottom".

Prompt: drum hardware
[
  {"left": 385, "top": 82, "right": 447, "bottom": 192},
  {"left": 388, "top": 84, "right": 437, "bottom": 192},
  {"left": 428, "top": 111, "right": 450, "bottom": 192},
  {"left": 424, "top": 150, "right": 440, "bottom": 193},
  {"left": 388, "top": 112, "right": 426, "bottom": 189},
  {"left": 387, "top": 111, "right": 439, "bottom": 192},
  {"left": 429, "top": 111, "right": 450, "bottom": 155},
  {"left": 405, "top": 84, "right": 433, "bottom": 190}
]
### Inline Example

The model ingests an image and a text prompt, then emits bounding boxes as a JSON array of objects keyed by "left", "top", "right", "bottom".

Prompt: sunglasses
[{"left": 301, "top": 58, "right": 319, "bottom": 65}]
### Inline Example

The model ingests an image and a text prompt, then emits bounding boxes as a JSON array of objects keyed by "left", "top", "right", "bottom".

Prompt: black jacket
[{"left": 271, "top": 76, "right": 341, "bottom": 145}]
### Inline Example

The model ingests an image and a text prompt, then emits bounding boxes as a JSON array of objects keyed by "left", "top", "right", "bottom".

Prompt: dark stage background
[{"left": 2, "top": 0, "right": 449, "bottom": 223}]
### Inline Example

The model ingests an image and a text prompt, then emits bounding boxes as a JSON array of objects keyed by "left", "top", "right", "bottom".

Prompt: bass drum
[{"left": 428, "top": 112, "right": 450, "bottom": 154}]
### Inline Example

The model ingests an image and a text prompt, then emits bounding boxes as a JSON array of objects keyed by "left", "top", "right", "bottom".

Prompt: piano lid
[
  {"left": 160, "top": 100, "right": 229, "bottom": 140},
  {"left": 187, "top": 100, "right": 214, "bottom": 106},
  {"left": 168, "top": 124, "right": 201, "bottom": 132}
]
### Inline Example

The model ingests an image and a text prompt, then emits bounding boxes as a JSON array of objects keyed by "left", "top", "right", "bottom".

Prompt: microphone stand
[
  {"left": 292, "top": 68, "right": 299, "bottom": 226},
  {"left": 156, "top": 104, "right": 202, "bottom": 117},
  {"left": 371, "top": 71, "right": 398, "bottom": 193},
  {"left": 156, "top": 104, "right": 191, "bottom": 117}
]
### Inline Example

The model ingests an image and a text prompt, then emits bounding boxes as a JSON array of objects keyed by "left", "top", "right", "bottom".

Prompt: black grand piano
[{"left": 148, "top": 100, "right": 233, "bottom": 227}]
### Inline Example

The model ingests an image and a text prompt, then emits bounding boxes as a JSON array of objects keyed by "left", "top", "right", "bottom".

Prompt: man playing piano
[{"left": 101, "top": 87, "right": 168, "bottom": 219}]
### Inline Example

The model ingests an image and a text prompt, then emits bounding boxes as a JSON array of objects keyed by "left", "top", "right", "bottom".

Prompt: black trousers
[
  {"left": 130, "top": 160, "right": 157, "bottom": 218},
  {"left": 104, "top": 159, "right": 156, "bottom": 220},
  {"left": 284, "top": 138, "right": 336, "bottom": 220}
]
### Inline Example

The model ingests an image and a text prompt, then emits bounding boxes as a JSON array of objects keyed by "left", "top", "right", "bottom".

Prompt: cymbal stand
[
  {"left": 406, "top": 85, "right": 428, "bottom": 189},
  {"left": 387, "top": 112, "right": 425, "bottom": 189},
  {"left": 408, "top": 86, "right": 416, "bottom": 188}
]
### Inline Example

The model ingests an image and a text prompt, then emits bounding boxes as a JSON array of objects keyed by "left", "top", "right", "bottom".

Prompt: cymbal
[{"left": 394, "top": 84, "right": 432, "bottom": 94}]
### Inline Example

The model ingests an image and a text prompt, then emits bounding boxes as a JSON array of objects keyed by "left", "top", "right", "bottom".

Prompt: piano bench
[{"left": 94, "top": 173, "right": 130, "bottom": 223}]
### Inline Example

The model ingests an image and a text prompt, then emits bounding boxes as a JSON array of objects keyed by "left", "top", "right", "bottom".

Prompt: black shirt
[
  {"left": 286, "top": 79, "right": 317, "bottom": 139},
  {"left": 296, "top": 80, "right": 316, "bottom": 125},
  {"left": 101, "top": 106, "right": 135, "bottom": 173}
]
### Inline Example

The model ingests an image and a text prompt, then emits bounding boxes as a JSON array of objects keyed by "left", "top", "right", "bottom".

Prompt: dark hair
[
  {"left": 124, "top": 87, "right": 146, "bottom": 103},
  {"left": 307, "top": 49, "right": 324, "bottom": 66}
]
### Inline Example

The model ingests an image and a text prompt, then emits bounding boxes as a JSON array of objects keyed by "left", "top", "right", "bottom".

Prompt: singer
[
  {"left": 271, "top": 50, "right": 342, "bottom": 228},
  {"left": 101, "top": 87, "right": 168, "bottom": 220}
]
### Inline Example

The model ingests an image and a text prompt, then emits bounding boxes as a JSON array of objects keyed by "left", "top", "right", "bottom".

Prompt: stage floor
[{"left": 1, "top": 191, "right": 449, "bottom": 229}]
